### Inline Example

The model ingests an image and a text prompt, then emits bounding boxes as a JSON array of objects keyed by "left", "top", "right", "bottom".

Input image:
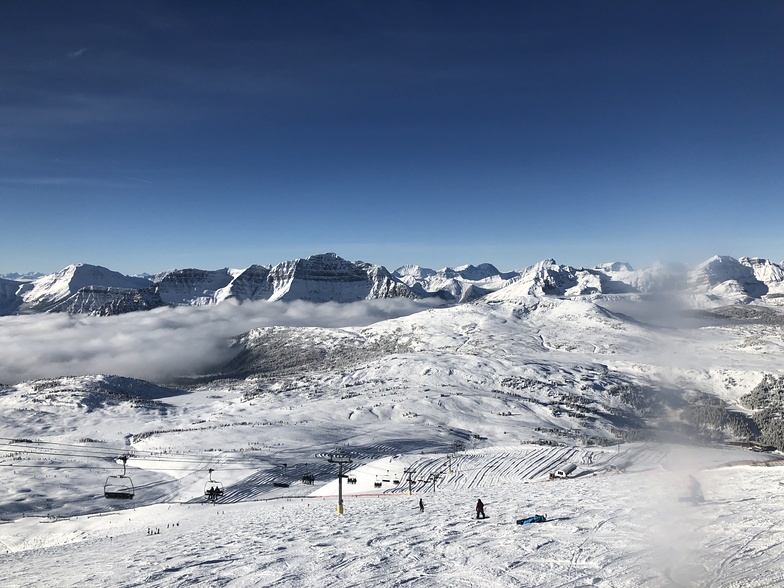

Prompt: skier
[
  {"left": 419, "top": 498, "right": 424, "bottom": 513},
  {"left": 476, "top": 499, "right": 486, "bottom": 519}
]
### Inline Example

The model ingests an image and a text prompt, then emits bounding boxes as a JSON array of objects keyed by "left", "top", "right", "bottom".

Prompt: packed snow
[
  {"left": 2, "top": 275, "right": 784, "bottom": 586},
  {"left": 2, "top": 444, "right": 783, "bottom": 587}
]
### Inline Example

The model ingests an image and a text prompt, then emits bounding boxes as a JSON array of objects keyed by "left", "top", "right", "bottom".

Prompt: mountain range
[{"left": 1, "top": 253, "right": 783, "bottom": 316}]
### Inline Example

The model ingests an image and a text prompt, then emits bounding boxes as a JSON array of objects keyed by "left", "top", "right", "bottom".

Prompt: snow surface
[
  {"left": 2, "top": 285, "right": 784, "bottom": 586},
  {"left": 2, "top": 446, "right": 783, "bottom": 587}
]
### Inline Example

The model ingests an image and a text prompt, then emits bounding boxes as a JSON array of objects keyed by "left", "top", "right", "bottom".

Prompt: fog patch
[{"left": 0, "top": 298, "right": 440, "bottom": 385}]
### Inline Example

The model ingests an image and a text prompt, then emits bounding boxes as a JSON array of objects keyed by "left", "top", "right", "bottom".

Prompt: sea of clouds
[{"left": 0, "top": 298, "right": 439, "bottom": 385}]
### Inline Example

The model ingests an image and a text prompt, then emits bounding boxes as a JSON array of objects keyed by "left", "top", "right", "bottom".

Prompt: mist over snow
[{"left": 0, "top": 298, "right": 439, "bottom": 385}]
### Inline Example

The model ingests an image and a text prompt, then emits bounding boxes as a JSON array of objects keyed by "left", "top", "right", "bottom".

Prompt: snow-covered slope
[{"left": 2, "top": 444, "right": 782, "bottom": 588}]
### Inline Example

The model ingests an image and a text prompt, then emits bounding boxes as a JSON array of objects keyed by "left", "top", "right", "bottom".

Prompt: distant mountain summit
[
  {"left": 265, "top": 253, "right": 412, "bottom": 302},
  {"left": 15, "top": 264, "right": 154, "bottom": 314},
  {"left": 739, "top": 257, "right": 784, "bottom": 296},
  {"left": 393, "top": 262, "right": 517, "bottom": 302},
  {"left": 0, "top": 271, "right": 45, "bottom": 281},
  {"left": 1, "top": 254, "right": 417, "bottom": 316},
  {"left": 2, "top": 253, "right": 783, "bottom": 316},
  {"left": 483, "top": 259, "right": 636, "bottom": 301},
  {"left": 692, "top": 255, "right": 769, "bottom": 300}
]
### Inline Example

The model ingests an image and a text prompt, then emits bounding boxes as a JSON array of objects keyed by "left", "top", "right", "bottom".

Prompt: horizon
[
  {"left": 2, "top": 2, "right": 783, "bottom": 275},
  {"left": 2, "top": 250, "right": 782, "bottom": 279}
]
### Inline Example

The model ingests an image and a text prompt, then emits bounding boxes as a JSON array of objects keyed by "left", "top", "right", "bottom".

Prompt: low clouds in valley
[{"left": 0, "top": 299, "right": 436, "bottom": 385}]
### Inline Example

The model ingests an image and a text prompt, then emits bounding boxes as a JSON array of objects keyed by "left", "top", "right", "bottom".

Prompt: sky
[{"left": 1, "top": 1, "right": 783, "bottom": 275}]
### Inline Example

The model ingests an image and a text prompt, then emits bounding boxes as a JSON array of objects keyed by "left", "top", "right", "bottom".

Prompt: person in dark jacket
[
  {"left": 419, "top": 498, "right": 425, "bottom": 512},
  {"left": 476, "top": 499, "right": 486, "bottom": 519}
]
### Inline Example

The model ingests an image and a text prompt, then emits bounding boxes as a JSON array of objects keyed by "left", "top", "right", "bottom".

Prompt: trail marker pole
[{"left": 326, "top": 449, "right": 352, "bottom": 515}]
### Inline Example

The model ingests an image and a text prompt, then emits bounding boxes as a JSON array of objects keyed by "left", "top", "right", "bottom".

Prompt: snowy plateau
[{"left": 2, "top": 252, "right": 784, "bottom": 587}]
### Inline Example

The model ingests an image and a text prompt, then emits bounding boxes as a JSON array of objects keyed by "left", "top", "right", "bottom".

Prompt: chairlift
[
  {"left": 302, "top": 473, "right": 315, "bottom": 485},
  {"left": 104, "top": 455, "right": 134, "bottom": 499},
  {"left": 204, "top": 468, "right": 225, "bottom": 502},
  {"left": 374, "top": 475, "right": 382, "bottom": 489}
]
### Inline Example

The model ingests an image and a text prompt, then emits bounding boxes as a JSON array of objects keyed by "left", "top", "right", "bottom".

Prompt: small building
[{"left": 553, "top": 463, "right": 577, "bottom": 478}]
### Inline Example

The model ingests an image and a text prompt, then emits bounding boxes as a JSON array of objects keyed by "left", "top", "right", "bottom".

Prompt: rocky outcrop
[{"left": 267, "top": 253, "right": 414, "bottom": 302}]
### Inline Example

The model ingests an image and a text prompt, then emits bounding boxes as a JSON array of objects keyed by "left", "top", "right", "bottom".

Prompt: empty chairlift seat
[{"left": 104, "top": 475, "right": 135, "bottom": 499}]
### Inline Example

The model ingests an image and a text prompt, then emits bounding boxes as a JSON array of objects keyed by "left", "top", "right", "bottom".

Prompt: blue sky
[{"left": 1, "top": 1, "right": 782, "bottom": 275}]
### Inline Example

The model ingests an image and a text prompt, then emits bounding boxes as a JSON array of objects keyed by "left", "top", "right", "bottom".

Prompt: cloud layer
[{"left": 0, "top": 299, "right": 437, "bottom": 385}]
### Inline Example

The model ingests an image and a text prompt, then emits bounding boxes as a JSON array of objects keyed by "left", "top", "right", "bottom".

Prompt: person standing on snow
[
  {"left": 476, "top": 499, "right": 486, "bottom": 519},
  {"left": 419, "top": 498, "right": 425, "bottom": 513}
]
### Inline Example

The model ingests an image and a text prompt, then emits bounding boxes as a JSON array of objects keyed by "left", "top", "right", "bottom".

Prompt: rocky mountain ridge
[{"left": 2, "top": 253, "right": 783, "bottom": 316}]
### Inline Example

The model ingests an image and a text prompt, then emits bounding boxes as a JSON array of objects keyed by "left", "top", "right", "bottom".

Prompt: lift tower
[{"left": 326, "top": 449, "right": 353, "bottom": 515}]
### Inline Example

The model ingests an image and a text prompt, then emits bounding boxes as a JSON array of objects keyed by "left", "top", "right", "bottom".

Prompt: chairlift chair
[
  {"left": 104, "top": 455, "right": 135, "bottom": 499},
  {"left": 204, "top": 468, "right": 225, "bottom": 502}
]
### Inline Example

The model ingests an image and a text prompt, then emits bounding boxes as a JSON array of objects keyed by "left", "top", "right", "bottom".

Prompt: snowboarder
[
  {"left": 419, "top": 498, "right": 425, "bottom": 513},
  {"left": 476, "top": 499, "right": 486, "bottom": 519}
]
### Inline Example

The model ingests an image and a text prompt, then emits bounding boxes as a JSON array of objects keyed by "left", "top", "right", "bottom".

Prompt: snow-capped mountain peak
[
  {"left": 3, "top": 254, "right": 784, "bottom": 317},
  {"left": 18, "top": 264, "right": 153, "bottom": 313}
]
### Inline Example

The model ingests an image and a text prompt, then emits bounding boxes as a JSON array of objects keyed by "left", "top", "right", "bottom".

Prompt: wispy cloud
[
  {"left": 67, "top": 47, "right": 88, "bottom": 59},
  {"left": 120, "top": 175, "right": 153, "bottom": 185},
  {"left": 0, "top": 299, "right": 436, "bottom": 385},
  {"left": 0, "top": 175, "right": 153, "bottom": 188},
  {"left": 0, "top": 177, "right": 79, "bottom": 186}
]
